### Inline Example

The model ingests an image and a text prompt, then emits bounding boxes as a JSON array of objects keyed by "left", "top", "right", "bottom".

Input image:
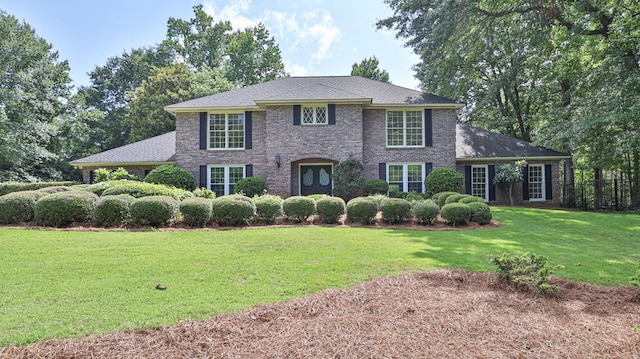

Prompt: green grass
[{"left": 0, "top": 207, "right": 638, "bottom": 346}]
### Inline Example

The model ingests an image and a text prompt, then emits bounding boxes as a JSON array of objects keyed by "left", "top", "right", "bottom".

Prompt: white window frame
[
  {"left": 528, "top": 164, "right": 545, "bottom": 201},
  {"left": 208, "top": 113, "right": 245, "bottom": 150},
  {"left": 387, "top": 163, "right": 425, "bottom": 194},
  {"left": 471, "top": 165, "right": 489, "bottom": 201},
  {"left": 207, "top": 164, "right": 245, "bottom": 196},
  {"left": 385, "top": 109, "right": 424, "bottom": 148},
  {"left": 301, "top": 105, "right": 328, "bottom": 125}
]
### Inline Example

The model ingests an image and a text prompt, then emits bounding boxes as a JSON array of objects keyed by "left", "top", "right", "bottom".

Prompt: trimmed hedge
[
  {"left": 316, "top": 196, "right": 346, "bottom": 224},
  {"left": 434, "top": 191, "right": 460, "bottom": 207},
  {"left": 424, "top": 167, "right": 464, "bottom": 198},
  {"left": 440, "top": 202, "right": 471, "bottom": 225},
  {"left": 233, "top": 176, "right": 266, "bottom": 197},
  {"left": 34, "top": 191, "right": 99, "bottom": 227},
  {"left": 346, "top": 197, "right": 378, "bottom": 225},
  {"left": 180, "top": 197, "right": 213, "bottom": 227},
  {"left": 93, "top": 195, "right": 133, "bottom": 226},
  {"left": 365, "top": 179, "right": 389, "bottom": 196},
  {"left": 100, "top": 181, "right": 193, "bottom": 200},
  {"left": 444, "top": 194, "right": 469, "bottom": 205},
  {"left": 468, "top": 202, "right": 492, "bottom": 225},
  {"left": 254, "top": 194, "right": 283, "bottom": 224},
  {"left": 459, "top": 196, "right": 485, "bottom": 204},
  {"left": 283, "top": 196, "right": 316, "bottom": 222},
  {"left": 144, "top": 165, "right": 195, "bottom": 191},
  {"left": 130, "top": 196, "right": 179, "bottom": 226},
  {"left": 380, "top": 198, "right": 412, "bottom": 224},
  {"left": 0, "top": 181, "right": 75, "bottom": 196},
  {"left": 211, "top": 196, "right": 256, "bottom": 226},
  {"left": 0, "top": 191, "right": 46, "bottom": 224},
  {"left": 412, "top": 200, "right": 440, "bottom": 225}
]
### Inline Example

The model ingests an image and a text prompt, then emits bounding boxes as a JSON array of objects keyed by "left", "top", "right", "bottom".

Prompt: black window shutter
[
  {"left": 488, "top": 165, "right": 496, "bottom": 201},
  {"left": 464, "top": 165, "right": 472, "bottom": 194},
  {"left": 199, "top": 165, "right": 208, "bottom": 188},
  {"left": 522, "top": 166, "right": 530, "bottom": 200},
  {"left": 425, "top": 162, "right": 433, "bottom": 177},
  {"left": 245, "top": 164, "right": 253, "bottom": 178},
  {"left": 379, "top": 163, "right": 386, "bottom": 180},
  {"left": 424, "top": 109, "right": 433, "bottom": 147},
  {"left": 328, "top": 104, "right": 336, "bottom": 125},
  {"left": 293, "top": 105, "right": 301, "bottom": 125},
  {"left": 245, "top": 111, "right": 252, "bottom": 149},
  {"left": 199, "top": 112, "right": 208, "bottom": 150},
  {"left": 545, "top": 164, "right": 553, "bottom": 200}
]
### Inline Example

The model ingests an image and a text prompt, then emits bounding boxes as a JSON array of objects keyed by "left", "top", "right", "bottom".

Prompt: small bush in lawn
[
  {"left": 130, "top": 196, "right": 179, "bottom": 226},
  {"left": 0, "top": 191, "right": 46, "bottom": 224},
  {"left": 144, "top": 165, "right": 195, "bottom": 191},
  {"left": 440, "top": 202, "right": 470, "bottom": 225},
  {"left": 233, "top": 176, "right": 266, "bottom": 197},
  {"left": 180, "top": 197, "right": 213, "bottom": 227},
  {"left": 367, "top": 194, "right": 388, "bottom": 211},
  {"left": 211, "top": 196, "right": 256, "bottom": 226},
  {"left": 93, "top": 195, "right": 133, "bottom": 226},
  {"left": 468, "top": 202, "right": 492, "bottom": 225},
  {"left": 459, "top": 196, "right": 485, "bottom": 204},
  {"left": 486, "top": 252, "right": 564, "bottom": 298},
  {"left": 434, "top": 191, "right": 460, "bottom": 207},
  {"left": 444, "top": 194, "right": 469, "bottom": 205},
  {"left": 346, "top": 197, "right": 378, "bottom": 225},
  {"left": 365, "top": 179, "right": 389, "bottom": 195},
  {"left": 380, "top": 198, "right": 412, "bottom": 224},
  {"left": 34, "top": 191, "right": 99, "bottom": 227},
  {"left": 192, "top": 187, "right": 216, "bottom": 199},
  {"left": 254, "top": 194, "right": 283, "bottom": 224},
  {"left": 283, "top": 196, "right": 316, "bottom": 222},
  {"left": 316, "top": 196, "right": 346, "bottom": 224},
  {"left": 424, "top": 167, "right": 464, "bottom": 198},
  {"left": 101, "top": 181, "right": 192, "bottom": 200},
  {"left": 412, "top": 200, "right": 440, "bottom": 225}
]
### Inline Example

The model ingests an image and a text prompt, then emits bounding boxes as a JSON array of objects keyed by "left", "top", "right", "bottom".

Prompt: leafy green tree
[
  {"left": 332, "top": 159, "right": 365, "bottom": 202},
  {"left": 350, "top": 56, "right": 390, "bottom": 83},
  {"left": 493, "top": 160, "right": 526, "bottom": 206}
]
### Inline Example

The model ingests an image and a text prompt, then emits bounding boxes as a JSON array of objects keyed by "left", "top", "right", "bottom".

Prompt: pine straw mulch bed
[{"left": 2, "top": 269, "right": 639, "bottom": 359}]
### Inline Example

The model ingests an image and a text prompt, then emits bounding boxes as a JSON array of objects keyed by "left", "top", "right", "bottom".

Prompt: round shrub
[
  {"left": 434, "top": 191, "right": 460, "bottom": 207},
  {"left": 129, "top": 196, "right": 179, "bottom": 226},
  {"left": 346, "top": 197, "right": 378, "bottom": 225},
  {"left": 424, "top": 167, "right": 464, "bottom": 198},
  {"left": 459, "top": 196, "right": 485, "bottom": 204},
  {"left": 254, "top": 194, "right": 283, "bottom": 224},
  {"left": 367, "top": 194, "right": 387, "bottom": 211},
  {"left": 468, "top": 202, "right": 492, "bottom": 225},
  {"left": 412, "top": 200, "right": 440, "bottom": 225},
  {"left": 0, "top": 191, "right": 46, "bottom": 224},
  {"left": 101, "top": 181, "right": 192, "bottom": 200},
  {"left": 233, "top": 176, "right": 266, "bottom": 197},
  {"left": 180, "top": 197, "right": 213, "bottom": 227},
  {"left": 144, "top": 165, "right": 195, "bottom": 191},
  {"left": 380, "top": 198, "right": 412, "bottom": 224},
  {"left": 398, "top": 191, "right": 426, "bottom": 202},
  {"left": 282, "top": 196, "right": 316, "bottom": 222},
  {"left": 192, "top": 187, "right": 216, "bottom": 199},
  {"left": 93, "top": 195, "right": 133, "bottom": 226},
  {"left": 365, "top": 179, "right": 389, "bottom": 195},
  {"left": 440, "top": 202, "right": 471, "bottom": 225},
  {"left": 211, "top": 196, "right": 256, "bottom": 226},
  {"left": 38, "top": 186, "right": 73, "bottom": 194},
  {"left": 34, "top": 191, "right": 99, "bottom": 227},
  {"left": 316, "top": 196, "right": 346, "bottom": 224},
  {"left": 444, "top": 194, "right": 469, "bottom": 205}
]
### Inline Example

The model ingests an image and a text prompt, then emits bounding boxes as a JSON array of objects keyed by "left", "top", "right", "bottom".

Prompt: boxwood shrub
[
  {"left": 129, "top": 196, "right": 179, "bottom": 226},
  {"left": 180, "top": 197, "right": 213, "bottom": 227},
  {"left": 444, "top": 194, "right": 469, "bottom": 205},
  {"left": 412, "top": 200, "right": 440, "bottom": 225},
  {"left": 316, "top": 196, "right": 346, "bottom": 224},
  {"left": 440, "top": 202, "right": 471, "bottom": 225},
  {"left": 0, "top": 181, "right": 75, "bottom": 196},
  {"left": 380, "top": 198, "right": 412, "bottom": 224},
  {"left": 283, "top": 196, "right": 316, "bottom": 222},
  {"left": 34, "top": 191, "right": 99, "bottom": 227},
  {"left": 0, "top": 191, "right": 46, "bottom": 224},
  {"left": 424, "top": 167, "right": 464, "bottom": 198},
  {"left": 434, "top": 191, "right": 460, "bottom": 207},
  {"left": 211, "top": 196, "right": 256, "bottom": 226},
  {"left": 346, "top": 197, "right": 378, "bottom": 225},
  {"left": 38, "top": 186, "right": 74, "bottom": 194},
  {"left": 468, "top": 202, "right": 492, "bottom": 225},
  {"left": 93, "top": 195, "right": 133, "bottom": 226},
  {"left": 101, "top": 181, "right": 192, "bottom": 200},
  {"left": 254, "top": 194, "right": 283, "bottom": 224},
  {"left": 365, "top": 179, "right": 389, "bottom": 196},
  {"left": 144, "top": 165, "right": 195, "bottom": 191},
  {"left": 459, "top": 196, "right": 485, "bottom": 204},
  {"left": 233, "top": 176, "right": 266, "bottom": 197}
]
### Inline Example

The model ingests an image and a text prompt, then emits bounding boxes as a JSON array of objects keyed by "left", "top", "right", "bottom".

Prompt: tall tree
[{"left": 350, "top": 56, "right": 390, "bottom": 83}]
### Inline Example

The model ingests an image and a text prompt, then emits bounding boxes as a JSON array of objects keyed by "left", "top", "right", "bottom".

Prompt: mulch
[{"left": 2, "top": 269, "right": 639, "bottom": 359}]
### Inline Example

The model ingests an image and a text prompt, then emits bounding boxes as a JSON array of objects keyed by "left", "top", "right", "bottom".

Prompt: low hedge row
[
  {"left": 34, "top": 191, "right": 99, "bottom": 227},
  {"left": 0, "top": 181, "right": 76, "bottom": 196}
]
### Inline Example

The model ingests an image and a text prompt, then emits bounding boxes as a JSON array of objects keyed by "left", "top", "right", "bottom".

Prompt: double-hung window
[
  {"left": 302, "top": 105, "right": 327, "bottom": 125},
  {"left": 209, "top": 113, "right": 245, "bottom": 149},
  {"left": 471, "top": 165, "right": 488, "bottom": 201},
  {"left": 386, "top": 110, "right": 423, "bottom": 147},
  {"left": 528, "top": 165, "right": 545, "bottom": 201},
  {"left": 387, "top": 163, "right": 425, "bottom": 194},
  {"left": 208, "top": 165, "right": 245, "bottom": 196}
]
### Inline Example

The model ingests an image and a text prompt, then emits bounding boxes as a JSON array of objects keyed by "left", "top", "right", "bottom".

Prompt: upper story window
[
  {"left": 209, "top": 113, "right": 245, "bottom": 149},
  {"left": 302, "top": 106, "right": 327, "bottom": 125},
  {"left": 386, "top": 110, "right": 423, "bottom": 147}
]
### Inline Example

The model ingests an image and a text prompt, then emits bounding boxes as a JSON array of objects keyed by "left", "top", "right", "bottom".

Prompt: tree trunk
[
  {"left": 594, "top": 168, "right": 603, "bottom": 209},
  {"left": 632, "top": 149, "right": 640, "bottom": 209},
  {"left": 508, "top": 183, "right": 514, "bottom": 206}
]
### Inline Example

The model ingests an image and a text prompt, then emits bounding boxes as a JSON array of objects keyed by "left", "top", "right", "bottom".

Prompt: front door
[{"left": 300, "top": 165, "right": 332, "bottom": 196}]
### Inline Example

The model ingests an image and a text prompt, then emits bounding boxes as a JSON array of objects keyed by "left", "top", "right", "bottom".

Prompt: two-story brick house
[{"left": 71, "top": 76, "right": 570, "bottom": 205}]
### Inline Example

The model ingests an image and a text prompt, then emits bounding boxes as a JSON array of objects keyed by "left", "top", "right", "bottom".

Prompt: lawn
[{"left": 0, "top": 207, "right": 638, "bottom": 347}]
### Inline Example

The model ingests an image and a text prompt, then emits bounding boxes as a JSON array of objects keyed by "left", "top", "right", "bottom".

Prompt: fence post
[{"left": 614, "top": 178, "right": 619, "bottom": 211}]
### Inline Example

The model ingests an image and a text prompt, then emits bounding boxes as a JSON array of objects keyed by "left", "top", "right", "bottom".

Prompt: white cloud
[
  {"left": 203, "top": 0, "right": 258, "bottom": 30},
  {"left": 285, "top": 61, "right": 308, "bottom": 77}
]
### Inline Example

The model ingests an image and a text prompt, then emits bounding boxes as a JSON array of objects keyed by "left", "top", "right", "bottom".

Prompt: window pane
[
  {"left": 315, "top": 107, "right": 327, "bottom": 124},
  {"left": 529, "top": 166, "right": 543, "bottom": 200},
  {"left": 210, "top": 167, "right": 225, "bottom": 195},
  {"left": 302, "top": 107, "right": 314, "bottom": 124},
  {"left": 209, "top": 114, "right": 226, "bottom": 149},
  {"left": 406, "top": 164, "right": 422, "bottom": 182},
  {"left": 386, "top": 111, "right": 404, "bottom": 146},
  {"left": 228, "top": 166, "right": 244, "bottom": 185},
  {"left": 472, "top": 167, "right": 487, "bottom": 199},
  {"left": 388, "top": 164, "right": 404, "bottom": 193},
  {"left": 405, "top": 111, "right": 423, "bottom": 146}
]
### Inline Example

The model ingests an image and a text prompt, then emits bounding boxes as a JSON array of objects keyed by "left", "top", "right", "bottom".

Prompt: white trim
[
  {"left": 385, "top": 109, "right": 425, "bottom": 148},
  {"left": 298, "top": 162, "right": 334, "bottom": 196},
  {"left": 528, "top": 164, "right": 546, "bottom": 202},
  {"left": 206, "top": 164, "right": 245, "bottom": 196},
  {"left": 207, "top": 112, "right": 246, "bottom": 150},
  {"left": 386, "top": 162, "right": 425, "bottom": 193},
  {"left": 471, "top": 165, "right": 489, "bottom": 201},
  {"left": 301, "top": 104, "right": 328, "bottom": 125}
]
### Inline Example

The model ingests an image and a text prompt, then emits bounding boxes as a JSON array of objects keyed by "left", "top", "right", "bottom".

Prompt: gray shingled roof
[
  {"left": 165, "top": 76, "right": 459, "bottom": 110},
  {"left": 70, "top": 131, "right": 176, "bottom": 166},
  {"left": 456, "top": 124, "right": 570, "bottom": 159}
]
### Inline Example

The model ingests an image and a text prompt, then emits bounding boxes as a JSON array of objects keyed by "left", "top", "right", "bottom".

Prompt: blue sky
[{"left": 1, "top": 0, "right": 421, "bottom": 90}]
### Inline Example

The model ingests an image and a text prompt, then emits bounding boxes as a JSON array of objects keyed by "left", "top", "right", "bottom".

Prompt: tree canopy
[{"left": 350, "top": 56, "right": 390, "bottom": 83}]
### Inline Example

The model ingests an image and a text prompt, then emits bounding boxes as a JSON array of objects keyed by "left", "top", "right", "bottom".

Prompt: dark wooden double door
[{"left": 300, "top": 165, "right": 332, "bottom": 196}]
